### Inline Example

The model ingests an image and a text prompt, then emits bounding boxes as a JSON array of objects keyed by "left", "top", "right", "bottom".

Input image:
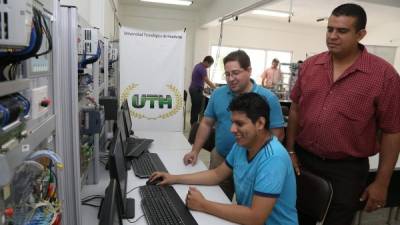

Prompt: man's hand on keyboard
[
  {"left": 149, "top": 172, "right": 175, "bottom": 186},
  {"left": 186, "top": 186, "right": 207, "bottom": 212},
  {"left": 183, "top": 150, "right": 199, "bottom": 166}
]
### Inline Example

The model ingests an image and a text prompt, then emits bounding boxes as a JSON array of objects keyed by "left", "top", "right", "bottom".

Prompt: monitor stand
[
  {"left": 122, "top": 198, "right": 135, "bottom": 219},
  {"left": 125, "top": 159, "right": 132, "bottom": 170}
]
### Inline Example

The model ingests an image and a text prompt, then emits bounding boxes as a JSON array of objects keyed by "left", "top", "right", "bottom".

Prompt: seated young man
[{"left": 149, "top": 92, "right": 298, "bottom": 225}]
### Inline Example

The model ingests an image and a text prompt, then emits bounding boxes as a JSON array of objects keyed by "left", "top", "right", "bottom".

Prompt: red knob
[
  {"left": 40, "top": 98, "right": 51, "bottom": 107},
  {"left": 4, "top": 208, "right": 13, "bottom": 217}
]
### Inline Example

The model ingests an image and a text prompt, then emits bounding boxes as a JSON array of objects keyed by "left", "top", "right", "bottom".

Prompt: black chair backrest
[
  {"left": 296, "top": 169, "right": 333, "bottom": 224},
  {"left": 188, "top": 122, "right": 215, "bottom": 152},
  {"left": 281, "top": 105, "right": 290, "bottom": 116}
]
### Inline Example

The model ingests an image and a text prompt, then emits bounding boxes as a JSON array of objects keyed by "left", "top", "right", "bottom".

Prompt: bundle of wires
[
  {"left": 0, "top": 7, "right": 52, "bottom": 81},
  {"left": 79, "top": 40, "right": 102, "bottom": 70}
]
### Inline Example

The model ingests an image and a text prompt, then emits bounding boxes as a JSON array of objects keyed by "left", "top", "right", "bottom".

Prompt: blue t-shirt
[
  {"left": 225, "top": 137, "right": 298, "bottom": 225},
  {"left": 189, "top": 63, "right": 207, "bottom": 90},
  {"left": 204, "top": 81, "right": 284, "bottom": 157}
]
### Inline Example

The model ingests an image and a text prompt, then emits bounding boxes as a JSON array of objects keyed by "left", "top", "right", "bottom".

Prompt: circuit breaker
[
  {"left": 78, "top": 27, "right": 99, "bottom": 55},
  {"left": 0, "top": 0, "right": 33, "bottom": 48}
]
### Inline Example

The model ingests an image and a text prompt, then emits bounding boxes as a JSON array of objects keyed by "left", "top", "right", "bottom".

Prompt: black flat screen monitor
[
  {"left": 117, "top": 111, "right": 128, "bottom": 145},
  {"left": 109, "top": 130, "right": 135, "bottom": 219},
  {"left": 98, "top": 179, "right": 122, "bottom": 225},
  {"left": 121, "top": 99, "right": 133, "bottom": 136}
]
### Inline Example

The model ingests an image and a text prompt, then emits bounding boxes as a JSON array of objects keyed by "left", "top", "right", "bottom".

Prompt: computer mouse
[{"left": 146, "top": 177, "right": 163, "bottom": 185}]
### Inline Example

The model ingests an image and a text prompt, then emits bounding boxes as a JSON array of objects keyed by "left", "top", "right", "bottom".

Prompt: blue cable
[{"left": 0, "top": 103, "right": 10, "bottom": 127}]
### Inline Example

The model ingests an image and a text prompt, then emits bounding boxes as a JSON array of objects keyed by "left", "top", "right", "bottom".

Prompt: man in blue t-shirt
[
  {"left": 184, "top": 50, "right": 285, "bottom": 200},
  {"left": 150, "top": 93, "right": 297, "bottom": 225},
  {"left": 189, "top": 56, "right": 216, "bottom": 125}
]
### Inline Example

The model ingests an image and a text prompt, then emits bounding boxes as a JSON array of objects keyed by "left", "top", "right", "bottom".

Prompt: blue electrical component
[
  {"left": 15, "top": 94, "right": 30, "bottom": 116},
  {"left": 0, "top": 103, "right": 10, "bottom": 127},
  {"left": 0, "top": 93, "right": 30, "bottom": 128},
  {"left": 24, "top": 206, "right": 54, "bottom": 225},
  {"left": 80, "top": 108, "right": 104, "bottom": 135}
]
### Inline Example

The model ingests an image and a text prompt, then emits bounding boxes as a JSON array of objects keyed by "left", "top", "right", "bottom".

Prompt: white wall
[
  {"left": 199, "top": 18, "right": 326, "bottom": 63},
  {"left": 194, "top": 17, "right": 400, "bottom": 73},
  {"left": 364, "top": 22, "right": 400, "bottom": 72}
]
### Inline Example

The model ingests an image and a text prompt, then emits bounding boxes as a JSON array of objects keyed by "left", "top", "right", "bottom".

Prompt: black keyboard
[
  {"left": 131, "top": 153, "right": 168, "bottom": 178},
  {"left": 140, "top": 185, "right": 198, "bottom": 225}
]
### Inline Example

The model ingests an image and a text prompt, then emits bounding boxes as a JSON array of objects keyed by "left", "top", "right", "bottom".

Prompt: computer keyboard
[
  {"left": 140, "top": 185, "right": 198, "bottom": 225},
  {"left": 131, "top": 153, "right": 168, "bottom": 178}
]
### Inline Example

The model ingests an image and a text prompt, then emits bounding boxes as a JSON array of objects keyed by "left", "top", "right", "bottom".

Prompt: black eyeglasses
[{"left": 224, "top": 69, "right": 245, "bottom": 79}]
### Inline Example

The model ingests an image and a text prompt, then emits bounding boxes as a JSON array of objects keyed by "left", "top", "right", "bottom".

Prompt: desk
[
  {"left": 134, "top": 130, "right": 191, "bottom": 151},
  {"left": 126, "top": 150, "right": 237, "bottom": 225},
  {"left": 81, "top": 131, "right": 237, "bottom": 225},
  {"left": 368, "top": 154, "right": 400, "bottom": 171}
]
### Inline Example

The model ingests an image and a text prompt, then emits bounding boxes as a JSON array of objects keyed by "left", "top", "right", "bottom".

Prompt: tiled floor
[{"left": 183, "top": 111, "right": 400, "bottom": 225}]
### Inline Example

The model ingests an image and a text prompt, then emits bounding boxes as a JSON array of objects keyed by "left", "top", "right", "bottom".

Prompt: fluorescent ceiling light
[
  {"left": 140, "top": 0, "right": 193, "bottom": 6},
  {"left": 252, "top": 9, "right": 292, "bottom": 18}
]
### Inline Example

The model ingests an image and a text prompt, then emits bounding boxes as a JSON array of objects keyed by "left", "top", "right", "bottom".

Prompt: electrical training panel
[{"left": 0, "top": 0, "right": 62, "bottom": 224}]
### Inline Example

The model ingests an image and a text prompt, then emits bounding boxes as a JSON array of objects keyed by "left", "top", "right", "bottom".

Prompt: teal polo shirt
[
  {"left": 204, "top": 80, "right": 284, "bottom": 157},
  {"left": 225, "top": 137, "right": 298, "bottom": 225}
]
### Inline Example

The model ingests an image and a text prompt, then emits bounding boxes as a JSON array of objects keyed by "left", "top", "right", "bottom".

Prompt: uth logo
[
  {"left": 132, "top": 94, "right": 172, "bottom": 109},
  {"left": 121, "top": 84, "right": 182, "bottom": 119}
]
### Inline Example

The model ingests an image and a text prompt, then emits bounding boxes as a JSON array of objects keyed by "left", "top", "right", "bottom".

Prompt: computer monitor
[
  {"left": 98, "top": 179, "right": 122, "bottom": 225},
  {"left": 108, "top": 130, "right": 135, "bottom": 219},
  {"left": 121, "top": 99, "right": 134, "bottom": 136},
  {"left": 116, "top": 111, "right": 128, "bottom": 145},
  {"left": 116, "top": 111, "right": 132, "bottom": 168}
]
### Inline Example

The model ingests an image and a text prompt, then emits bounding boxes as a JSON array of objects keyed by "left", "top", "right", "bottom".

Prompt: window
[{"left": 210, "top": 45, "right": 292, "bottom": 85}]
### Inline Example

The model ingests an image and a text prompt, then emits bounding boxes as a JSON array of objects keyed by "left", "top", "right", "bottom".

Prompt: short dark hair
[
  {"left": 331, "top": 3, "right": 367, "bottom": 31},
  {"left": 272, "top": 58, "right": 279, "bottom": 64},
  {"left": 223, "top": 50, "right": 251, "bottom": 70},
  {"left": 203, "top": 56, "right": 214, "bottom": 64},
  {"left": 228, "top": 92, "right": 270, "bottom": 129}
]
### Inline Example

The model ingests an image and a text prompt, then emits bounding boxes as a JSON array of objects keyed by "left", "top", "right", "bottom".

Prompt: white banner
[{"left": 119, "top": 27, "right": 186, "bottom": 131}]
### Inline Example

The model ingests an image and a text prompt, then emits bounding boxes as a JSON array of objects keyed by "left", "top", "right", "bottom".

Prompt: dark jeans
[
  {"left": 295, "top": 143, "right": 369, "bottom": 225},
  {"left": 189, "top": 88, "right": 204, "bottom": 125}
]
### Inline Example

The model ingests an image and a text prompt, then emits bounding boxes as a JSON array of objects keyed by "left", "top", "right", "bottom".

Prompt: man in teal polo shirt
[
  {"left": 151, "top": 93, "right": 297, "bottom": 225},
  {"left": 183, "top": 50, "right": 285, "bottom": 200}
]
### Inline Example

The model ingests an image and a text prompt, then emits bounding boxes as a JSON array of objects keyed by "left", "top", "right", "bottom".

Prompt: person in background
[
  {"left": 152, "top": 93, "right": 297, "bottom": 225},
  {"left": 261, "top": 58, "right": 281, "bottom": 89},
  {"left": 183, "top": 50, "right": 284, "bottom": 200},
  {"left": 286, "top": 3, "right": 400, "bottom": 225},
  {"left": 189, "top": 56, "right": 216, "bottom": 126}
]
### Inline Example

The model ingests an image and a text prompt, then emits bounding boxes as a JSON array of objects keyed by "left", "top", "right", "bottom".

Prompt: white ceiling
[
  {"left": 119, "top": 0, "right": 214, "bottom": 11},
  {"left": 119, "top": 0, "right": 400, "bottom": 28},
  {"left": 243, "top": 0, "right": 400, "bottom": 28}
]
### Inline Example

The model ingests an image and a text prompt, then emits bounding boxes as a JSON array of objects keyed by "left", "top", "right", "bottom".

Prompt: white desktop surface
[
  {"left": 126, "top": 150, "right": 237, "bottom": 225},
  {"left": 368, "top": 154, "right": 400, "bottom": 171},
  {"left": 81, "top": 131, "right": 237, "bottom": 225},
  {"left": 134, "top": 130, "right": 192, "bottom": 151}
]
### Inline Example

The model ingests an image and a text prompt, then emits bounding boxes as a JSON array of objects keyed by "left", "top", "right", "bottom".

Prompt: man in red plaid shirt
[{"left": 286, "top": 3, "right": 400, "bottom": 225}]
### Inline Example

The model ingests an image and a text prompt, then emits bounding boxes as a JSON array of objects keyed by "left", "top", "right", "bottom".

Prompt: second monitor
[{"left": 108, "top": 130, "right": 135, "bottom": 219}]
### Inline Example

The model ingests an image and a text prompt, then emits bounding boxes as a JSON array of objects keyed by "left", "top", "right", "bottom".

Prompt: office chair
[
  {"left": 188, "top": 122, "right": 215, "bottom": 152},
  {"left": 296, "top": 169, "right": 333, "bottom": 225},
  {"left": 281, "top": 105, "right": 290, "bottom": 121},
  {"left": 183, "top": 90, "right": 188, "bottom": 130},
  {"left": 356, "top": 169, "right": 400, "bottom": 225},
  {"left": 281, "top": 105, "right": 290, "bottom": 145}
]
